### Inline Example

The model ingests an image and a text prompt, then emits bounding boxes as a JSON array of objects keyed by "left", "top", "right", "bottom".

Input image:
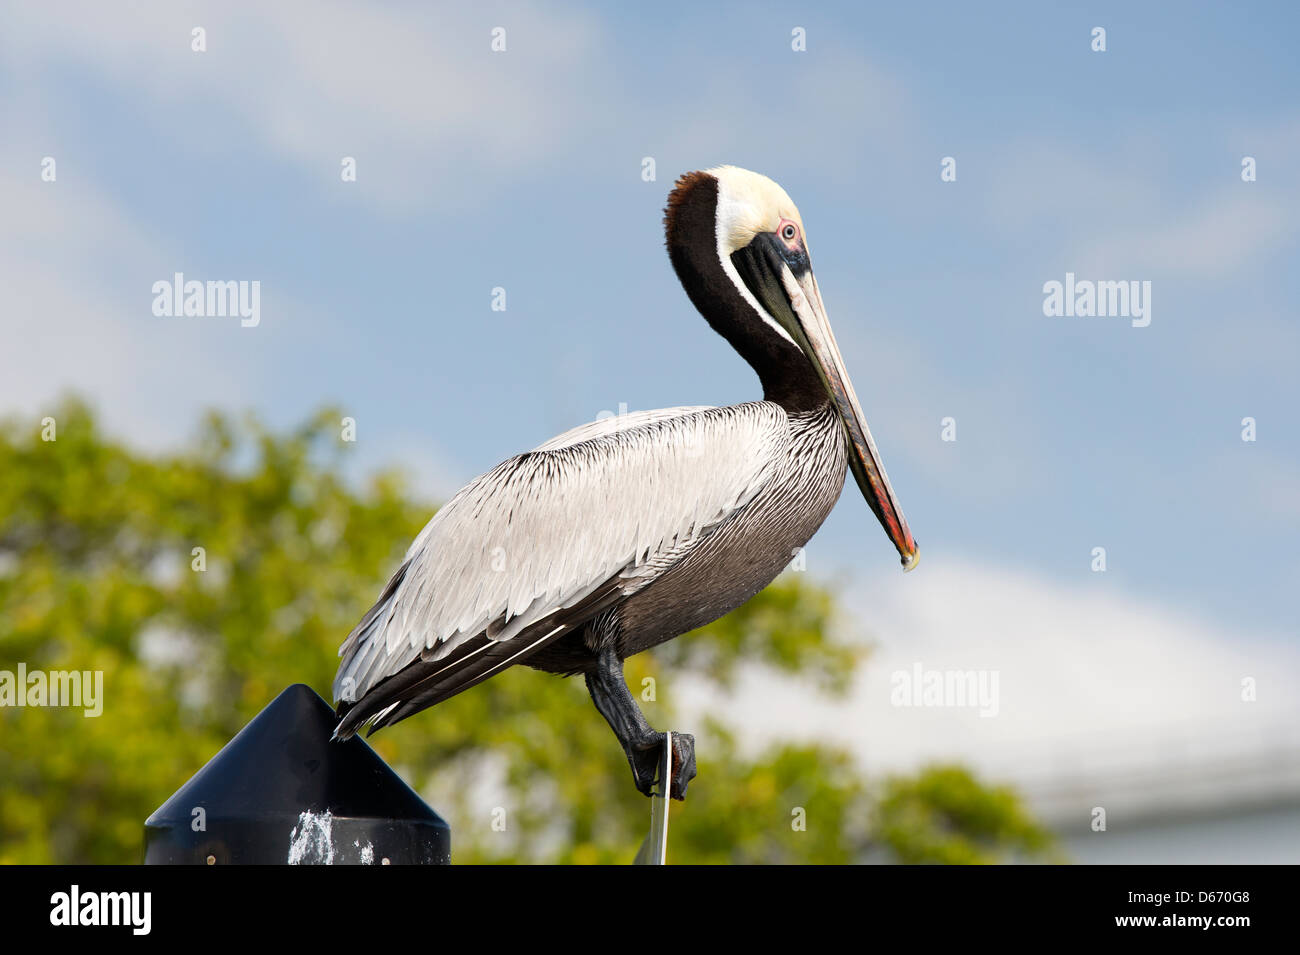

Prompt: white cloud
[
  {"left": 0, "top": 1, "right": 604, "bottom": 212},
  {"left": 1074, "top": 190, "right": 1294, "bottom": 278},
  {"left": 0, "top": 140, "right": 307, "bottom": 450},
  {"left": 984, "top": 122, "right": 1300, "bottom": 280},
  {"left": 0, "top": 159, "right": 247, "bottom": 444},
  {"left": 679, "top": 556, "right": 1300, "bottom": 792}
]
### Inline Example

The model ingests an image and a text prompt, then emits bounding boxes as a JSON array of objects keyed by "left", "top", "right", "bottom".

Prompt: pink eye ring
[{"left": 778, "top": 219, "right": 799, "bottom": 243}]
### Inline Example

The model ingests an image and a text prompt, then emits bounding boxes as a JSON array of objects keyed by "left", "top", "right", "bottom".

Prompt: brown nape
[
  {"left": 663, "top": 170, "right": 715, "bottom": 250},
  {"left": 662, "top": 171, "right": 828, "bottom": 414}
]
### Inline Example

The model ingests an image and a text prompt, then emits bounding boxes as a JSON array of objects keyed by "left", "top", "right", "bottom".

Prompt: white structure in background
[
  {"left": 687, "top": 560, "right": 1300, "bottom": 864},
  {"left": 1011, "top": 723, "right": 1300, "bottom": 864}
]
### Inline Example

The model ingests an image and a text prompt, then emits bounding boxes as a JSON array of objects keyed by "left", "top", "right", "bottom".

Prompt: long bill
[{"left": 778, "top": 264, "right": 919, "bottom": 571}]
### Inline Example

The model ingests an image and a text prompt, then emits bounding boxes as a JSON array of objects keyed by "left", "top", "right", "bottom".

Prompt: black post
[{"left": 144, "top": 683, "right": 450, "bottom": 864}]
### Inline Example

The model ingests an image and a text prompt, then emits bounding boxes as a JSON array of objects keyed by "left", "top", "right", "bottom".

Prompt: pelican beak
[{"left": 732, "top": 235, "right": 918, "bottom": 571}]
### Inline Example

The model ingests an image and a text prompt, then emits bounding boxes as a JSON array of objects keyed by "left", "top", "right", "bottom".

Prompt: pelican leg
[{"left": 585, "top": 647, "right": 697, "bottom": 800}]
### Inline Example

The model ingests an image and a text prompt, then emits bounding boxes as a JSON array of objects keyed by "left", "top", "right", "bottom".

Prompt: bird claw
[
  {"left": 668, "top": 732, "right": 696, "bottom": 801},
  {"left": 628, "top": 731, "right": 696, "bottom": 801}
]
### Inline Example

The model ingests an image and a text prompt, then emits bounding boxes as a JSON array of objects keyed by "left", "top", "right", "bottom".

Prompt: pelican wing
[
  {"left": 530, "top": 406, "right": 714, "bottom": 452},
  {"left": 332, "top": 402, "right": 788, "bottom": 734}
]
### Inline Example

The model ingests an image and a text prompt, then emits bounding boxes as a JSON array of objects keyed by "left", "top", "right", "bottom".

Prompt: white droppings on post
[
  {"left": 354, "top": 838, "right": 375, "bottom": 864},
  {"left": 287, "top": 810, "right": 335, "bottom": 865}
]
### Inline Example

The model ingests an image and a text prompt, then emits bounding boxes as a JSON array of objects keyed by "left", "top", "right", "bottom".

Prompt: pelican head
[{"left": 665, "top": 165, "right": 918, "bottom": 571}]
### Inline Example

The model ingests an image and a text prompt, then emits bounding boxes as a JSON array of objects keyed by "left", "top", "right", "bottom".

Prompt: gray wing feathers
[
  {"left": 333, "top": 402, "right": 787, "bottom": 705},
  {"left": 530, "top": 406, "right": 715, "bottom": 452}
]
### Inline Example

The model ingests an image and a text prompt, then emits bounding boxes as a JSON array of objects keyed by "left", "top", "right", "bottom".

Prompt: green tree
[{"left": 0, "top": 398, "right": 1055, "bottom": 864}]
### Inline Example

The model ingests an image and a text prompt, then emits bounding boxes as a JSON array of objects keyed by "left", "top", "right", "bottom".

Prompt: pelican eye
[{"left": 780, "top": 223, "right": 798, "bottom": 242}]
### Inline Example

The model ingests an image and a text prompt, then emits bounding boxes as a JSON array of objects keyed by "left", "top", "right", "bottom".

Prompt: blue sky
[{"left": 2, "top": 2, "right": 1297, "bottom": 784}]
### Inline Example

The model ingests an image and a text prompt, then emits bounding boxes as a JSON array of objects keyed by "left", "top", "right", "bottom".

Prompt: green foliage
[
  {"left": 0, "top": 398, "right": 1055, "bottom": 864},
  {"left": 873, "top": 765, "right": 1060, "bottom": 864}
]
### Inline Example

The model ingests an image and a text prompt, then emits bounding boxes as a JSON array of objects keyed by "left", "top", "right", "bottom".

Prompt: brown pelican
[{"left": 332, "top": 166, "right": 918, "bottom": 800}]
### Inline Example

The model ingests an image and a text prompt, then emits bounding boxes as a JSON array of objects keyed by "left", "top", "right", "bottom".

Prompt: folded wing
[{"left": 332, "top": 402, "right": 787, "bottom": 735}]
